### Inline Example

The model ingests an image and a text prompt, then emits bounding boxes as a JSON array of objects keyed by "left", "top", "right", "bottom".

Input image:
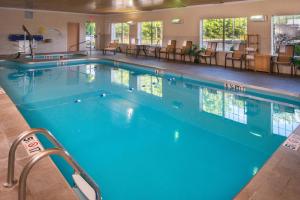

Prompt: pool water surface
[{"left": 0, "top": 60, "right": 299, "bottom": 200}]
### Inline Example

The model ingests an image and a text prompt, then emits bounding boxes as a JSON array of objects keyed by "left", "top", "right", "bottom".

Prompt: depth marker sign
[
  {"left": 282, "top": 134, "right": 300, "bottom": 151},
  {"left": 21, "top": 135, "right": 44, "bottom": 155}
]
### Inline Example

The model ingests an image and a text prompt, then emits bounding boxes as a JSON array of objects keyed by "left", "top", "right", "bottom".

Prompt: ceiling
[{"left": 0, "top": 0, "right": 247, "bottom": 14}]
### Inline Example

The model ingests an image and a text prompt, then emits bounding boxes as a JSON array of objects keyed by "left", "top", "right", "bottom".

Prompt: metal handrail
[
  {"left": 3, "top": 128, "right": 63, "bottom": 188},
  {"left": 69, "top": 39, "right": 94, "bottom": 56},
  {"left": 22, "top": 25, "right": 34, "bottom": 58},
  {"left": 18, "top": 148, "right": 101, "bottom": 200},
  {"left": 3, "top": 128, "right": 101, "bottom": 200}
]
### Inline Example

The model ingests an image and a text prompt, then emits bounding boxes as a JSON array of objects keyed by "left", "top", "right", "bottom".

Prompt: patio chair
[
  {"left": 225, "top": 43, "right": 246, "bottom": 69},
  {"left": 176, "top": 41, "right": 193, "bottom": 63},
  {"left": 159, "top": 40, "right": 176, "bottom": 60},
  {"left": 200, "top": 42, "right": 218, "bottom": 65},
  {"left": 126, "top": 38, "right": 137, "bottom": 56},
  {"left": 271, "top": 45, "right": 295, "bottom": 75},
  {"left": 103, "top": 40, "right": 120, "bottom": 55}
]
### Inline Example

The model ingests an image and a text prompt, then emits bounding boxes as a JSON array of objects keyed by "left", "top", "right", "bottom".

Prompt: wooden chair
[
  {"left": 103, "top": 40, "right": 120, "bottom": 55},
  {"left": 126, "top": 38, "right": 137, "bottom": 56},
  {"left": 176, "top": 41, "right": 193, "bottom": 63},
  {"left": 200, "top": 42, "right": 218, "bottom": 65},
  {"left": 159, "top": 40, "right": 176, "bottom": 60},
  {"left": 225, "top": 43, "right": 246, "bottom": 69},
  {"left": 272, "top": 45, "right": 295, "bottom": 75}
]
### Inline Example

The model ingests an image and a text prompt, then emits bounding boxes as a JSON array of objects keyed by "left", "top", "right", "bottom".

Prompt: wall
[
  {"left": 0, "top": 8, "right": 105, "bottom": 55},
  {"left": 103, "top": 0, "right": 300, "bottom": 55}
]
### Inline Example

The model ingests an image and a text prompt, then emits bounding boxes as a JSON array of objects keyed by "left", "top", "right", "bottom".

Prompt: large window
[
  {"left": 200, "top": 18, "right": 247, "bottom": 51},
  {"left": 111, "top": 23, "right": 129, "bottom": 44},
  {"left": 138, "top": 21, "right": 163, "bottom": 45},
  {"left": 272, "top": 15, "right": 300, "bottom": 55}
]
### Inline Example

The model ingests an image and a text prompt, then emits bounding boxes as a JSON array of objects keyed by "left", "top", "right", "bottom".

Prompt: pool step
[
  {"left": 72, "top": 173, "right": 97, "bottom": 200},
  {"left": 73, "top": 187, "right": 88, "bottom": 200}
]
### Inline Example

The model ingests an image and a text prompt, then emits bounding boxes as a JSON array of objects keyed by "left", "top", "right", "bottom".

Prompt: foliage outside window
[
  {"left": 85, "top": 22, "right": 96, "bottom": 49},
  {"left": 272, "top": 15, "right": 300, "bottom": 55},
  {"left": 137, "top": 75, "right": 163, "bottom": 97},
  {"left": 111, "top": 68, "right": 130, "bottom": 87},
  {"left": 111, "top": 23, "right": 129, "bottom": 44},
  {"left": 138, "top": 21, "right": 163, "bottom": 45},
  {"left": 201, "top": 18, "right": 247, "bottom": 51}
]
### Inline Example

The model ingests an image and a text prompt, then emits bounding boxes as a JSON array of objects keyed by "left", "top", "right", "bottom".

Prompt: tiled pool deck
[{"left": 1, "top": 52, "right": 300, "bottom": 199}]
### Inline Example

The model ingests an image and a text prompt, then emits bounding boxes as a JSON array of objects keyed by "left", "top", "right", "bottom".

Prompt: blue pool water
[{"left": 0, "top": 60, "right": 299, "bottom": 200}]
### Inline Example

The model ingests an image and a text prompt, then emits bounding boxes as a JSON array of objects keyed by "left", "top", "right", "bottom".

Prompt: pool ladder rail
[{"left": 3, "top": 128, "right": 102, "bottom": 200}]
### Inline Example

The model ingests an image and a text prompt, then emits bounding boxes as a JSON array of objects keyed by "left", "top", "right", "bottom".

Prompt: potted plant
[
  {"left": 190, "top": 44, "right": 206, "bottom": 63},
  {"left": 291, "top": 44, "right": 300, "bottom": 74}
]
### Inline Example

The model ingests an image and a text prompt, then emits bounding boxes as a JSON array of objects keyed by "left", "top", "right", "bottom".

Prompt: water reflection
[
  {"left": 137, "top": 74, "right": 163, "bottom": 97},
  {"left": 2, "top": 63, "right": 300, "bottom": 139},
  {"left": 199, "top": 88, "right": 247, "bottom": 124},
  {"left": 111, "top": 68, "right": 130, "bottom": 87},
  {"left": 272, "top": 104, "right": 300, "bottom": 137},
  {"left": 85, "top": 64, "right": 96, "bottom": 83}
]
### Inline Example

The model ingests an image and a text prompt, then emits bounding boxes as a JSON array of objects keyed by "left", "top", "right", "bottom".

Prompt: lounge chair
[
  {"left": 225, "top": 43, "right": 246, "bottom": 69},
  {"left": 271, "top": 45, "right": 295, "bottom": 75},
  {"left": 103, "top": 41, "right": 120, "bottom": 55},
  {"left": 159, "top": 40, "right": 176, "bottom": 60},
  {"left": 200, "top": 42, "right": 218, "bottom": 65},
  {"left": 176, "top": 41, "right": 193, "bottom": 63}
]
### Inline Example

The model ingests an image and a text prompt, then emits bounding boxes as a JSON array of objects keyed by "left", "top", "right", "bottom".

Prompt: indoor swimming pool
[{"left": 0, "top": 60, "right": 299, "bottom": 200}]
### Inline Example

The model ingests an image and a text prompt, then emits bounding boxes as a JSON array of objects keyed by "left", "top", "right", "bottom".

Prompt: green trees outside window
[
  {"left": 201, "top": 18, "right": 247, "bottom": 51},
  {"left": 138, "top": 21, "right": 163, "bottom": 45},
  {"left": 111, "top": 23, "right": 129, "bottom": 44}
]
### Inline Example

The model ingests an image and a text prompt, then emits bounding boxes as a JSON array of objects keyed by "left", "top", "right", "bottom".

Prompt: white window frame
[
  {"left": 200, "top": 17, "right": 248, "bottom": 51},
  {"left": 111, "top": 23, "right": 129, "bottom": 44},
  {"left": 137, "top": 21, "right": 163, "bottom": 46}
]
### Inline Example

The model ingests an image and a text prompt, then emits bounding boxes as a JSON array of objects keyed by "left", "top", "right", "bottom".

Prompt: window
[
  {"left": 272, "top": 15, "right": 300, "bottom": 55},
  {"left": 137, "top": 75, "right": 163, "bottom": 97},
  {"left": 138, "top": 21, "right": 163, "bottom": 45},
  {"left": 111, "top": 68, "right": 130, "bottom": 87},
  {"left": 200, "top": 18, "right": 247, "bottom": 51},
  {"left": 111, "top": 23, "right": 129, "bottom": 44}
]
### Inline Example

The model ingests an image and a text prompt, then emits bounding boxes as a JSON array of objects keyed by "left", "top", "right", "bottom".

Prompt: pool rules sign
[{"left": 21, "top": 135, "right": 44, "bottom": 155}]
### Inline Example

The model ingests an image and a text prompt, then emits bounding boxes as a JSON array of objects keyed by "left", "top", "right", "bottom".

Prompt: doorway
[
  {"left": 85, "top": 21, "right": 96, "bottom": 49},
  {"left": 67, "top": 22, "right": 80, "bottom": 51}
]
